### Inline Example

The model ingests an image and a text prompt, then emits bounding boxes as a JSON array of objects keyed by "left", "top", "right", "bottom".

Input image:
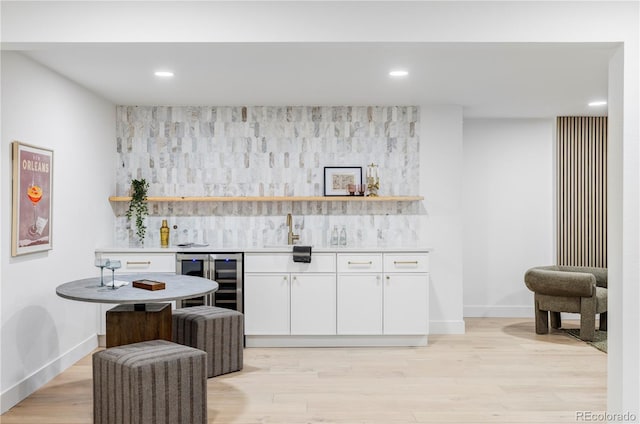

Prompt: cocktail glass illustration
[{"left": 26, "top": 184, "right": 43, "bottom": 236}]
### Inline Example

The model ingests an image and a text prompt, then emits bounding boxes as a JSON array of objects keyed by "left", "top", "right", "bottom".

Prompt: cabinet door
[
  {"left": 244, "top": 273, "right": 290, "bottom": 335},
  {"left": 383, "top": 273, "right": 429, "bottom": 335},
  {"left": 290, "top": 274, "right": 336, "bottom": 335},
  {"left": 337, "top": 273, "right": 382, "bottom": 335}
]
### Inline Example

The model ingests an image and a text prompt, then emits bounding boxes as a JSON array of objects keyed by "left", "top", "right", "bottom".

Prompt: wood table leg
[{"left": 106, "top": 303, "right": 172, "bottom": 347}]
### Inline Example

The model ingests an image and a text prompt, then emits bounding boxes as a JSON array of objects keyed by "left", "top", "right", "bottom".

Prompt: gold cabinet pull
[
  {"left": 126, "top": 261, "right": 151, "bottom": 265},
  {"left": 394, "top": 261, "right": 418, "bottom": 265},
  {"left": 348, "top": 261, "right": 373, "bottom": 265}
]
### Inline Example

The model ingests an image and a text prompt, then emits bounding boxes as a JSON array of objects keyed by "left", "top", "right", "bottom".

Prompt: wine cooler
[{"left": 176, "top": 252, "right": 243, "bottom": 312}]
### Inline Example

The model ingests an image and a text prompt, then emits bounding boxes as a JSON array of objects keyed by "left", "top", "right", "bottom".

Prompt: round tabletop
[{"left": 56, "top": 273, "right": 218, "bottom": 304}]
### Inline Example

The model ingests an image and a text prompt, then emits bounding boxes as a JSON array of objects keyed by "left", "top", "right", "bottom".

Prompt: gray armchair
[{"left": 524, "top": 266, "right": 607, "bottom": 341}]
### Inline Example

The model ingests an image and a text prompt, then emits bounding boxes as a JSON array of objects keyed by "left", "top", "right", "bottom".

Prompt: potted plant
[{"left": 126, "top": 178, "right": 149, "bottom": 244}]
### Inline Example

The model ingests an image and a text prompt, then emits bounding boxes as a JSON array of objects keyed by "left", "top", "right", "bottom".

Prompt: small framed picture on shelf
[{"left": 324, "top": 166, "right": 363, "bottom": 196}]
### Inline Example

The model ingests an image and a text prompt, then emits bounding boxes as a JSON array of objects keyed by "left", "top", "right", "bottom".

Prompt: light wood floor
[{"left": 1, "top": 318, "right": 606, "bottom": 423}]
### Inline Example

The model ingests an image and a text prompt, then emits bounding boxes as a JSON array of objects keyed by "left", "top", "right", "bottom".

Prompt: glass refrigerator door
[{"left": 177, "top": 255, "right": 212, "bottom": 307}]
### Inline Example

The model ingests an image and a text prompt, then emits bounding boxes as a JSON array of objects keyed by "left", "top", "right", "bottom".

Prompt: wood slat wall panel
[{"left": 556, "top": 116, "right": 607, "bottom": 267}]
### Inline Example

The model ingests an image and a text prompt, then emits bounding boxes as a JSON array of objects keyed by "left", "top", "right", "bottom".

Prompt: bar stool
[
  {"left": 172, "top": 305, "right": 244, "bottom": 377},
  {"left": 93, "top": 339, "right": 207, "bottom": 424}
]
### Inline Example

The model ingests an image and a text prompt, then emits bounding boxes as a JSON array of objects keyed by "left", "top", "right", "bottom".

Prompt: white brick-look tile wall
[{"left": 114, "top": 105, "right": 422, "bottom": 248}]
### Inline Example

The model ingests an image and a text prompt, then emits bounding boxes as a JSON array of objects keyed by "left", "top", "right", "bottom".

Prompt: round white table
[{"left": 56, "top": 272, "right": 218, "bottom": 347}]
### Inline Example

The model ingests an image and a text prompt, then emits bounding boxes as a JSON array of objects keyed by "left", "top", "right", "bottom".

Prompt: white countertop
[{"left": 96, "top": 246, "right": 433, "bottom": 253}]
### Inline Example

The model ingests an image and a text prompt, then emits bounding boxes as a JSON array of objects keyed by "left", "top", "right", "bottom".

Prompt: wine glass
[
  {"left": 105, "top": 260, "right": 122, "bottom": 289},
  {"left": 94, "top": 255, "right": 110, "bottom": 287}
]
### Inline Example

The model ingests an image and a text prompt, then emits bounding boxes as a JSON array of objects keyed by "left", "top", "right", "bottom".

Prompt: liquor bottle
[{"left": 160, "top": 219, "right": 170, "bottom": 248}]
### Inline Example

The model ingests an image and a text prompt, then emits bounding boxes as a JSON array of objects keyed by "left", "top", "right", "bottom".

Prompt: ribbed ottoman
[
  {"left": 93, "top": 340, "right": 207, "bottom": 424},
  {"left": 172, "top": 306, "right": 244, "bottom": 378}
]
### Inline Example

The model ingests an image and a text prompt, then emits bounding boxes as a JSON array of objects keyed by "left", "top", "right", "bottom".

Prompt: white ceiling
[{"left": 15, "top": 41, "right": 614, "bottom": 118}]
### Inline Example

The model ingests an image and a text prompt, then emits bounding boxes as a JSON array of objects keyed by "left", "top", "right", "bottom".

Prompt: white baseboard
[
  {"left": 0, "top": 334, "right": 98, "bottom": 414},
  {"left": 429, "top": 320, "right": 466, "bottom": 334},
  {"left": 464, "top": 305, "right": 533, "bottom": 318},
  {"left": 245, "top": 335, "right": 429, "bottom": 347}
]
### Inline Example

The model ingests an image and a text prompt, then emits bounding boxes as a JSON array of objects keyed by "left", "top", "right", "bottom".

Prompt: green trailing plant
[{"left": 125, "top": 178, "right": 149, "bottom": 243}]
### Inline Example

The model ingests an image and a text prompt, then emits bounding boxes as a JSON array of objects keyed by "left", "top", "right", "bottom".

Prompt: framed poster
[
  {"left": 11, "top": 141, "right": 53, "bottom": 256},
  {"left": 323, "top": 166, "right": 362, "bottom": 196}
]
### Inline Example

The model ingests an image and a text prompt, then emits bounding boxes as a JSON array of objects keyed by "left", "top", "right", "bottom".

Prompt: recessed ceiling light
[
  {"left": 588, "top": 100, "right": 607, "bottom": 107},
  {"left": 389, "top": 70, "right": 409, "bottom": 77},
  {"left": 154, "top": 71, "right": 174, "bottom": 77}
]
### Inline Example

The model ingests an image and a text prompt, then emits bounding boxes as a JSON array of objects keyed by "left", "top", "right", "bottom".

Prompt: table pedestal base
[{"left": 106, "top": 303, "right": 171, "bottom": 348}]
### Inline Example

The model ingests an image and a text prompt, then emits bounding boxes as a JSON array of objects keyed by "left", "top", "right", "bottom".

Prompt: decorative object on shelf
[
  {"left": 348, "top": 183, "right": 367, "bottom": 196},
  {"left": 366, "top": 163, "right": 380, "bottom": 197},
  {"left": 160, "top": 219, "right": 170, "bottom": 248},
  {"left": 323, "top": 166, "right": 363, "bottom": 196},
  {"left": 11, "top": 141, "right": 54, "bottom": 256},
  {"left": 125, "top": 179, "right": 149, "bottom": 244}
]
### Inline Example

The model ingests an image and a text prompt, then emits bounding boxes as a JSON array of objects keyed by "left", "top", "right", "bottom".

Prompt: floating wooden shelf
[{"left": 109, "top": 195, "right": 424, "bottom": 203}]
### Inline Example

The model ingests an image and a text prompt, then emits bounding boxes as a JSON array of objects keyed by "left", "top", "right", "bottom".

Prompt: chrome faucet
[{"left": 286, "top": 213, "right": 300, "bottom": 245}]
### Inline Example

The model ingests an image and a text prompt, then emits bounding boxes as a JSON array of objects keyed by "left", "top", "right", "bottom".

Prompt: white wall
[
  {"left": 421, "top": 106, "right": 465, "bottom": 334},
  {"left": 463, "top": 119, "right": 554, "bottom": 317},
  {"left": 0, "top": 52, "right": 115, "bottom": 413},
  {"left": 607, "top": 43, "right": 640, "bottom": 418}
]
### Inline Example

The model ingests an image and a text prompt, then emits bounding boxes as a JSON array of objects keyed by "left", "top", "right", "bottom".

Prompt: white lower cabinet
[
  {"left": 244, "top": 252, "right": 337, "bottom": 337},
  {"left": 383, "top": 253, "right": 430, "bottom": 335},
  {"left": 337, "top": 273, "right": 382, "bottom": 334},
  {"left": 244, "top": 250, "right": 429, "bottom": 346},
  {"left": 244, "top": 273, "right": 290, "bottom": 335},
  {"left": 290, "top": 273, "right": 336, "bottom": 335},
  {"left": 244, "top": 272, "right": 335, "bottom": 335},
  {"left": 337, "top": 253, "right": 383, "bottom": 335},
  {"left": 243, "top": 272, "right": 337, "bottom": 335},
  {"left": 383, "top": 273, "right": 429, "bottom": 335}
]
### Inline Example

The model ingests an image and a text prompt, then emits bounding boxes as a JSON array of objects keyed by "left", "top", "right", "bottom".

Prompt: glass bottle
[
  {"left": 160, "top": 219, "right": 170, "bottom": 248},
  {"left": 330, "top": 225, "right": 339, "bottom": 246},
  {"left": 339, "top": 226, "right": 347, "bottom": 246}
]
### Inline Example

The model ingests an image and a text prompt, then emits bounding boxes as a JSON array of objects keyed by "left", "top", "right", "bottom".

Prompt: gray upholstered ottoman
[
  {"left": 93, "top": 339, "right": 207, "bottom": 424},
  {"left": 172, "top": 306, "right": 244, "bottom": 378}
]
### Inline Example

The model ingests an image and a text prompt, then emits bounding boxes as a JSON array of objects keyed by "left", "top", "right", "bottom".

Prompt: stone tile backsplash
[{"left": 114, "top": 105, "right": 422, "bottom": 248}]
